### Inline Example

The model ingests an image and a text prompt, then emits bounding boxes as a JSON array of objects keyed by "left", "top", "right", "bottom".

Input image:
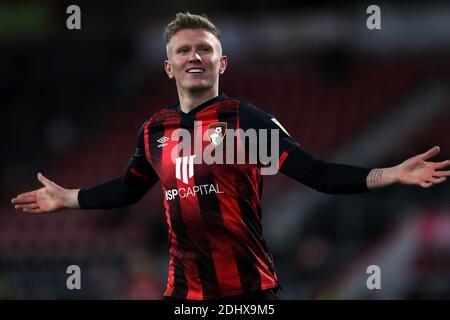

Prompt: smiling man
[
  {"left": 164, "top": 24, "right": 227, "bottom": 112},
  {"left": 11, "top": 12, "right": 450, "bottom": 300}
]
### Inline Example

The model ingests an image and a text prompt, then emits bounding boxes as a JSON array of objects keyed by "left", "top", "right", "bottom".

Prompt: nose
[{"left": 188, "top": 50, "right": 201, "bottom": 63}]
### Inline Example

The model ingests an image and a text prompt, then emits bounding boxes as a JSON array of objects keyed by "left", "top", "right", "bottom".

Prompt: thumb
[
  {"left": 37, "top": 172, "right": 52, "bottom": 187},
  {"left": 420, "top": 146, "right": 440, "bottom": 161}
]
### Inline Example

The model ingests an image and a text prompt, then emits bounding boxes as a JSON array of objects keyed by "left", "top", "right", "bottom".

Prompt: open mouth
[{"left": 186, "top": 68, "right": 205, "bottom": 74}]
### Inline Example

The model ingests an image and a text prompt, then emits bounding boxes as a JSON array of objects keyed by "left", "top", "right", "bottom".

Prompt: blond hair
[{"left": 164, "top": 12, "right": 221, "bottom": 44}]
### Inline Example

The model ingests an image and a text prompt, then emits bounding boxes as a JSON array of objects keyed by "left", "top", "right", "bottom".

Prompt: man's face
[{"left": 164, "top": 29, "right": 227, "bottom": 93}]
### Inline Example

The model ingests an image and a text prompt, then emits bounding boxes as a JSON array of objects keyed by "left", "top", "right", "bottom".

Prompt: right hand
[{"left": 11, "top": 173, "right": 80, "bottom": 214}]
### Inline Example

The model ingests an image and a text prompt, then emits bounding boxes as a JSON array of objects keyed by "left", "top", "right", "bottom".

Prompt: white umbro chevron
[
  {"left": 157, "top": 136, "right": 170, "bottom": 144},
  {"left": 157, "top": 136, "right": 170, "bottom": 148}
]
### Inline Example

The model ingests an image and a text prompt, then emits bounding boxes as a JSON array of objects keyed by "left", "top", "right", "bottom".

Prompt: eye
[
  {"left": 199, "top": 46, "right": 212, "bottom": 53},
  {"left": 177, "top": 47, "right": 190, "bottom": 54}
]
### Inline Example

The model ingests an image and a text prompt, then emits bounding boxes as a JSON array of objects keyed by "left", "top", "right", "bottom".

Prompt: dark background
[{"left": 1, "top": 0, "right": 449, "bottom": 299}]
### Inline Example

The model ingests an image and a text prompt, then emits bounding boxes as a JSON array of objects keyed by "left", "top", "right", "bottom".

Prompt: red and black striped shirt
[
  {"left": 131, "top": 93, "right": 297, "bottom": 299},
  {"left": 78, "top": 93, "right": 371, "bottom": 299}
]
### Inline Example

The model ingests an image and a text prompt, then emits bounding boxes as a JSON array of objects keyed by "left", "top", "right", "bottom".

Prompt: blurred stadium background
[{"left": 1, "top": 0, "right": 449, "bottom": 299}]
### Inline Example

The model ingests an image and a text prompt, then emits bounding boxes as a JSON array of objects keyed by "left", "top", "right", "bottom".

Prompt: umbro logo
[
  {"left": 158, "top": 136, "right": 169, "bottom": 143},
  {"left": 157, "top": 136, "right": 170, "bottom": 148}
]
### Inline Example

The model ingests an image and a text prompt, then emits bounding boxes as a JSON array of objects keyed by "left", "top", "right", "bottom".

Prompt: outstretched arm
[
  {"left": 238, "top": 100, "right": 449, "bottom": 192},
  {"left": 11, "top": 121, "right": 159, "bottom": 213},
  {"left": 280, "top": 145, "right": 449, "bottom": 194},
  {"left": 366, "top": 146, "right": 449, "bottom": 189},
  {"left": 11, "top": 168, "right": 158, "bottom": 213}
]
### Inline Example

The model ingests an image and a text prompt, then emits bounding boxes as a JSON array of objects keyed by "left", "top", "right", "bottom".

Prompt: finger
[
  {"left": 420, "top": 181, "right": 433, "bottom": 188},
  {"left": 431, "top": 177, "right": 447, "bottom": 184},
  {"left": 434, "top": 160, "right": 450, "bottom": 170},
  {"left": 15, "top": 203, "right": 39, "bottom": 210},
  {"left": 434, "top": 170, "right": 450, "bottom": 177},
  {"left": 14, "top": 190, "right": 37, "bottom": 200},
  {"left": 12, "top": 196, "right": 37, "bottom": 205},
  {"left": 420, "top": 146, "right": 440, "bottom": 161},
  {"left": 22, "top": 208, "right": 45, "bottom": 214},
  {"left": 37, "top": 172, "right": 53, "bottom": 187}
]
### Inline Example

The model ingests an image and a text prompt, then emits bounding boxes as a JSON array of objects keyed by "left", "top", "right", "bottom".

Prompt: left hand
[{"left": 396, "top": 146, "right": 450, "bottom": 188}]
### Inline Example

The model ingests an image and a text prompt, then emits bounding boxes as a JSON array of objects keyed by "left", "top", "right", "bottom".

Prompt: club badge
[{"left": 208, "top": 122, "right": 227, "bottom": 146}]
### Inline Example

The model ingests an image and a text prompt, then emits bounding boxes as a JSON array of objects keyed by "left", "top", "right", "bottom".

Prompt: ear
[
  {"left": 219, "top": 55, "right": 228, "bottom": 75},
  {"left": 164, "top": 60, "right": 174, "bottom": 79}
]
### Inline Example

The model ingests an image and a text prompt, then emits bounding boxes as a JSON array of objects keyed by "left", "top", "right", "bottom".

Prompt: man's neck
[{"left": 178, "top": 88, "right": 219, "bottom": 113}]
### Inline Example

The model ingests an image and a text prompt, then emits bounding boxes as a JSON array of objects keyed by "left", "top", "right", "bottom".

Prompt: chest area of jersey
[{"left": 146, "top": 104, "right": 244, "bottom": 186}]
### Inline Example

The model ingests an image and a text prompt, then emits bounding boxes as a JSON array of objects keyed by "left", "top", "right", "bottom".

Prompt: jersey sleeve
[
  {"left": 279, "top": 145, "right": 371, "bottom": 194},
  {"left": 238, "top": 99, "right": 300, "bottom": 173},
  {"left": 124, "top": 121, "right": 159, "bottom": 184},
  {"left": 78, "top": 122, "right": 159, "bottom": 209},
  {"left": 238, "top": 99, "right": 370, "bottom": 193}
]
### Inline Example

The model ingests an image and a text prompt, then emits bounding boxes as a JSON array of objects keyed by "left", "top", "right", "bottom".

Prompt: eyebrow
[
  {"left": 175, "top": 43, "right": 213, "bottom": 51},
  {"left": 175, "top": 45, "right": 190, "bottom": 52}
]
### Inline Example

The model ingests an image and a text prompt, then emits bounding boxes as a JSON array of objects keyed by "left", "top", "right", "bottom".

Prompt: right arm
[{"left": 11, "top": 122, "right": 158, "bottom": 213}]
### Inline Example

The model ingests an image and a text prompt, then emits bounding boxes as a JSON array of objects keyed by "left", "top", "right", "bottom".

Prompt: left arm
[
  {"left": 281, "top": 145, "right": 449, "bottom": 193},
  {"left": 238, "top": 101, "right": 449, "bottom": 192}
]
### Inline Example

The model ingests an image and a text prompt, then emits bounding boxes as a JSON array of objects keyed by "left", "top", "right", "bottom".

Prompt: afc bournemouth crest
[{"left": 208, "top": 122, "right": 227, "bottom": 146}]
